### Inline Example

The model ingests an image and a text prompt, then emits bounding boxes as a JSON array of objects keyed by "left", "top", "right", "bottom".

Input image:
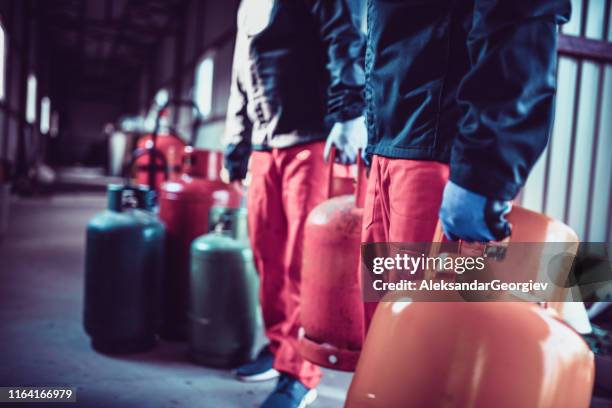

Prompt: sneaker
[
  {"left": 235, "top": 346, "right": 280, "bottom": 382},
  {"left": 260, "top": 374, "right": 317, "bottom": 408}
]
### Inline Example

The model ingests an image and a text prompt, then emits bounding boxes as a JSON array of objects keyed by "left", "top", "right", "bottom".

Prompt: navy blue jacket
[
  {"left": 224, "top": 0, "right": 366, "bottom": 181},
  {"left": 365, "top": 0, "right": 571, "bottom": 200}
]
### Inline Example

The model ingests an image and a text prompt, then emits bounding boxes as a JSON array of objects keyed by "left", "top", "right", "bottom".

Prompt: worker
[
  {"left": 223, "top": 0, "right": 366, "bottom": 407},
  {"left": 361, "top": 0, "right": 571, "bottom": 325}
]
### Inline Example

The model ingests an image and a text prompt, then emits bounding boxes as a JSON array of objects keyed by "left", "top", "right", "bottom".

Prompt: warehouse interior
[{"left": 0, "top": 0, "right": 611, "bottom": 407}]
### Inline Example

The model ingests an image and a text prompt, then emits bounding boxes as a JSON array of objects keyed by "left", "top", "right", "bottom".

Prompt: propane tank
[
  {"left": 188, "top": 214, "right": 258, "bottom": 367},
  {"left": 159, "top": 146, "right": 241, "bottom": 340},
  {"left": 346, "top": 302, "right": 594, "bottom": 408},
  {"left": 125, "top": 147, "right": 167, "bottom": 212},
  {"left": 346, "top": 208, "right": 595, "bottom": 408},
  {"left": 298, "top": 150, "right": 367, "bottom": 371},
  {"left": 134, "top": 103, "right": 186, "bottom": 190},
  {"left": 329, "top": 162, "right": 357, "bottom": 197},
  {"left": 84, "top": 184, "right": 165, "bottom": 354}
]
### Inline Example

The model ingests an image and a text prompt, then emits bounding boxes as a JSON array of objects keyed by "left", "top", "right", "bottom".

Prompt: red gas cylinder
[
  {"left": 134, "top": 134, "right": 184, "bottom": 188},
  {"left": 329, "top": 162, "right": 357, "bottom": 197},
  {"left": 346, "top": 208, "right": 595, "bottom": 408},
  {"left": 134, "top": 106, "right": 186, "bottom": 190},
  {"left": 159, "top": 147, "right": 242, "bottom": 340},
  {"left": 299, "top": 152, "right": 367, "bottom": 371},
  {"left": 346, "top": 302, "right": 594, "bottom": 408}
]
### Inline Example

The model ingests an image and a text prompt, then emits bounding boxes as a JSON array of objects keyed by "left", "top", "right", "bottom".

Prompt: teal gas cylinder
[
  {"left": 188, "top": 215, "right": 258, "bottom": 367},
  {"left": 84, "top": 184, "right": 165, "bottom": 354}
]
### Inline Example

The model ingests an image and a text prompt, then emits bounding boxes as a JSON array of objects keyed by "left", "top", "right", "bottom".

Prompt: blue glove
[{"left": 439, "top": 181, "right": 512, "bottom": 242}]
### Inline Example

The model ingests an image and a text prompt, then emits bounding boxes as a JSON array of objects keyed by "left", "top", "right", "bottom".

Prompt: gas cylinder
[
  {"left": 188, "top": 215, "right": 258, "bottom": 367},
  {"left": 129, "top": 147, "right": 168, "bottom": 205},
  {"left": 346, "top": 207, "right": 595, "bottom": 408},
  {"left": 83, "top": 184, "right": 165, "bottom": 354},
  {"left": 133, "top": 103, "right": 187, "bottom": 190},
  {"left": 298, "top": 152, "right": 367, "bottom": 371},
  {"left": 159, "top": 147, "right": 241, "bottom": 340},
  {"left": 328, "top": 162, "right": 357, "bottom": 197},
  {"left": 346, "top": 301, "right": 594, "bottom": 408}
]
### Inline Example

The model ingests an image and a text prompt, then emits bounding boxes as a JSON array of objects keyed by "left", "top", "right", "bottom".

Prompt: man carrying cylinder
[
  {"left": 223, "top": 1, "right": 366, "bottom": 407},
  {"left": 361, "top": 0, "right": 573, "bottom": 326}
]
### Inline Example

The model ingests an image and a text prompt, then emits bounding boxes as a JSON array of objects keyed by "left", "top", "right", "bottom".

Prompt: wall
[
  {"left": 0, "top": 0, "right": 59, "bottom": 175},
  {"left": 521, "top": 0, "right": 612, "bottom": 242},
  {"left": 0, "top": 0, "right": 40, "bottom": 173},
  {"left": 132, "top": 0, "right": 240, "bottom": 151}
]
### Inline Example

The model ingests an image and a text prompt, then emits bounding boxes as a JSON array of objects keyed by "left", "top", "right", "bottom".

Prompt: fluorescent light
[
  {"left": 40, "top": 96, "right": 50, "bottom": 133},
  {"left": 0, "top": 23, "right": 5, "bottom": 101},
  {"left": 195, "top": 56, "right": 214, "bottom": 118},
  {"left": 26, "top": 74, "right": 37, "bottom": 123}
]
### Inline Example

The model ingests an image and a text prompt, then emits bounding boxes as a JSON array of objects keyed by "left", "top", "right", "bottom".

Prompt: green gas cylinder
[
  {"left": 84, "top": 184, "right": 165, "bottom": 354},
  {"left": 189, "top": 214, "right": 258, "bottom": 367}
]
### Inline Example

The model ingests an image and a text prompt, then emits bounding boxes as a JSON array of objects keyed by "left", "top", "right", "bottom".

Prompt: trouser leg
[
  {"left": 273, "top": 142, "right": 327, "bottom": 389},
  {"left": 247, "top": 151, "right": 287, "bottom": 353},
  {"left": 361, "top": 155, "right": 390, "bottom": 329},
  {"left": 361, "top": 156, "right": 449, "bottom": 331}
]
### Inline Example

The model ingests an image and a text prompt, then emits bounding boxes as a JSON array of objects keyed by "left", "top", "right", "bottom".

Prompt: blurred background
[{"left": 0, "top": 0, "right": 610, "bottom": 407}]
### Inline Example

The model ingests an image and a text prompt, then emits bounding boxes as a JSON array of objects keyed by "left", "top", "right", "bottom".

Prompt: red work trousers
[
  {"left": 247, "top": 142, "right": 326, "bottom": 389},
  {"left": 361, "top": 155, "right": 450, "bottom": 329}
]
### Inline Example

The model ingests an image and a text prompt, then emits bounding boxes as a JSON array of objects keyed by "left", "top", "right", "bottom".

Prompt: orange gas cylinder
[
  {"left": 134, "top": 107, "right": 186, "bottom": 190},
  {"left": 299, "top": 151, "right": 367, "bottom": 371},
  {"left": 346, "top": 301, "right": 594, "bottom": 408},
  {"left": 329, "top": 162, "right": 357, "bottom": 197},
  {"left": 159, "top": 147, "right": 242, "bottom": 340},
  {"left": 346, "top": 207, "right": 595, "bottom": 407}
]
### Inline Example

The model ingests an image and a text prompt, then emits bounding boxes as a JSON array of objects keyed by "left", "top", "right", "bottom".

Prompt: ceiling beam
[
  {"left": 42, "top": 17, "right": 175, "bottom": 37},
  {"left": 39, "top": 0, "right": 191, "bottom": 102}
]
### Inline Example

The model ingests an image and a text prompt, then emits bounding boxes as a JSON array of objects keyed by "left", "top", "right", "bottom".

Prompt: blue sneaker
[
  {"left": 235, "top": 346, "right": 279, "bottom": 382},
  {"left": 260, "top": 374, "right": 318, "bottom": 408}
]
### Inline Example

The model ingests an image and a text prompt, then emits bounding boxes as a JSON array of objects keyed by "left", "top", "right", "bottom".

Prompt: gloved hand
[
  {"left": 221, "top": 168, "right": 247, "bottom": 203},
  {"left": 439, "top": 181, "right": 512, "bottom": 242},
  {"left": 324, "top": 115, "right": 367, "bottom": 164}
]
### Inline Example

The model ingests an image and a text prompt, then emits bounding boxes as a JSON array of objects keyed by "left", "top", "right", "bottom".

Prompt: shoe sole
[
  {"left": 235, "top": 368, "right": 280, "bottom": 382},
  {"left": 298, "top": 389, "right": 318, "bottom": 408}
]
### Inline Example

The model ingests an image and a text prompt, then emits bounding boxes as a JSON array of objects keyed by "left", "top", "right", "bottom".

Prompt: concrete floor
[{"left": 0, "top": 192, "right": 352, "bottom": 408}]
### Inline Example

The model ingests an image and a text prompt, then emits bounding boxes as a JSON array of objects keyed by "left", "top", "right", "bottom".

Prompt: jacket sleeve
[
  {"left": 307, "top": 0, "right": 366, "bottom": 123},
  {"left": 450, "top": 0, "right": 571, "bottom": 200},
  {"left": 223, "top": 33, "right": 252, "bottom": 182}
]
